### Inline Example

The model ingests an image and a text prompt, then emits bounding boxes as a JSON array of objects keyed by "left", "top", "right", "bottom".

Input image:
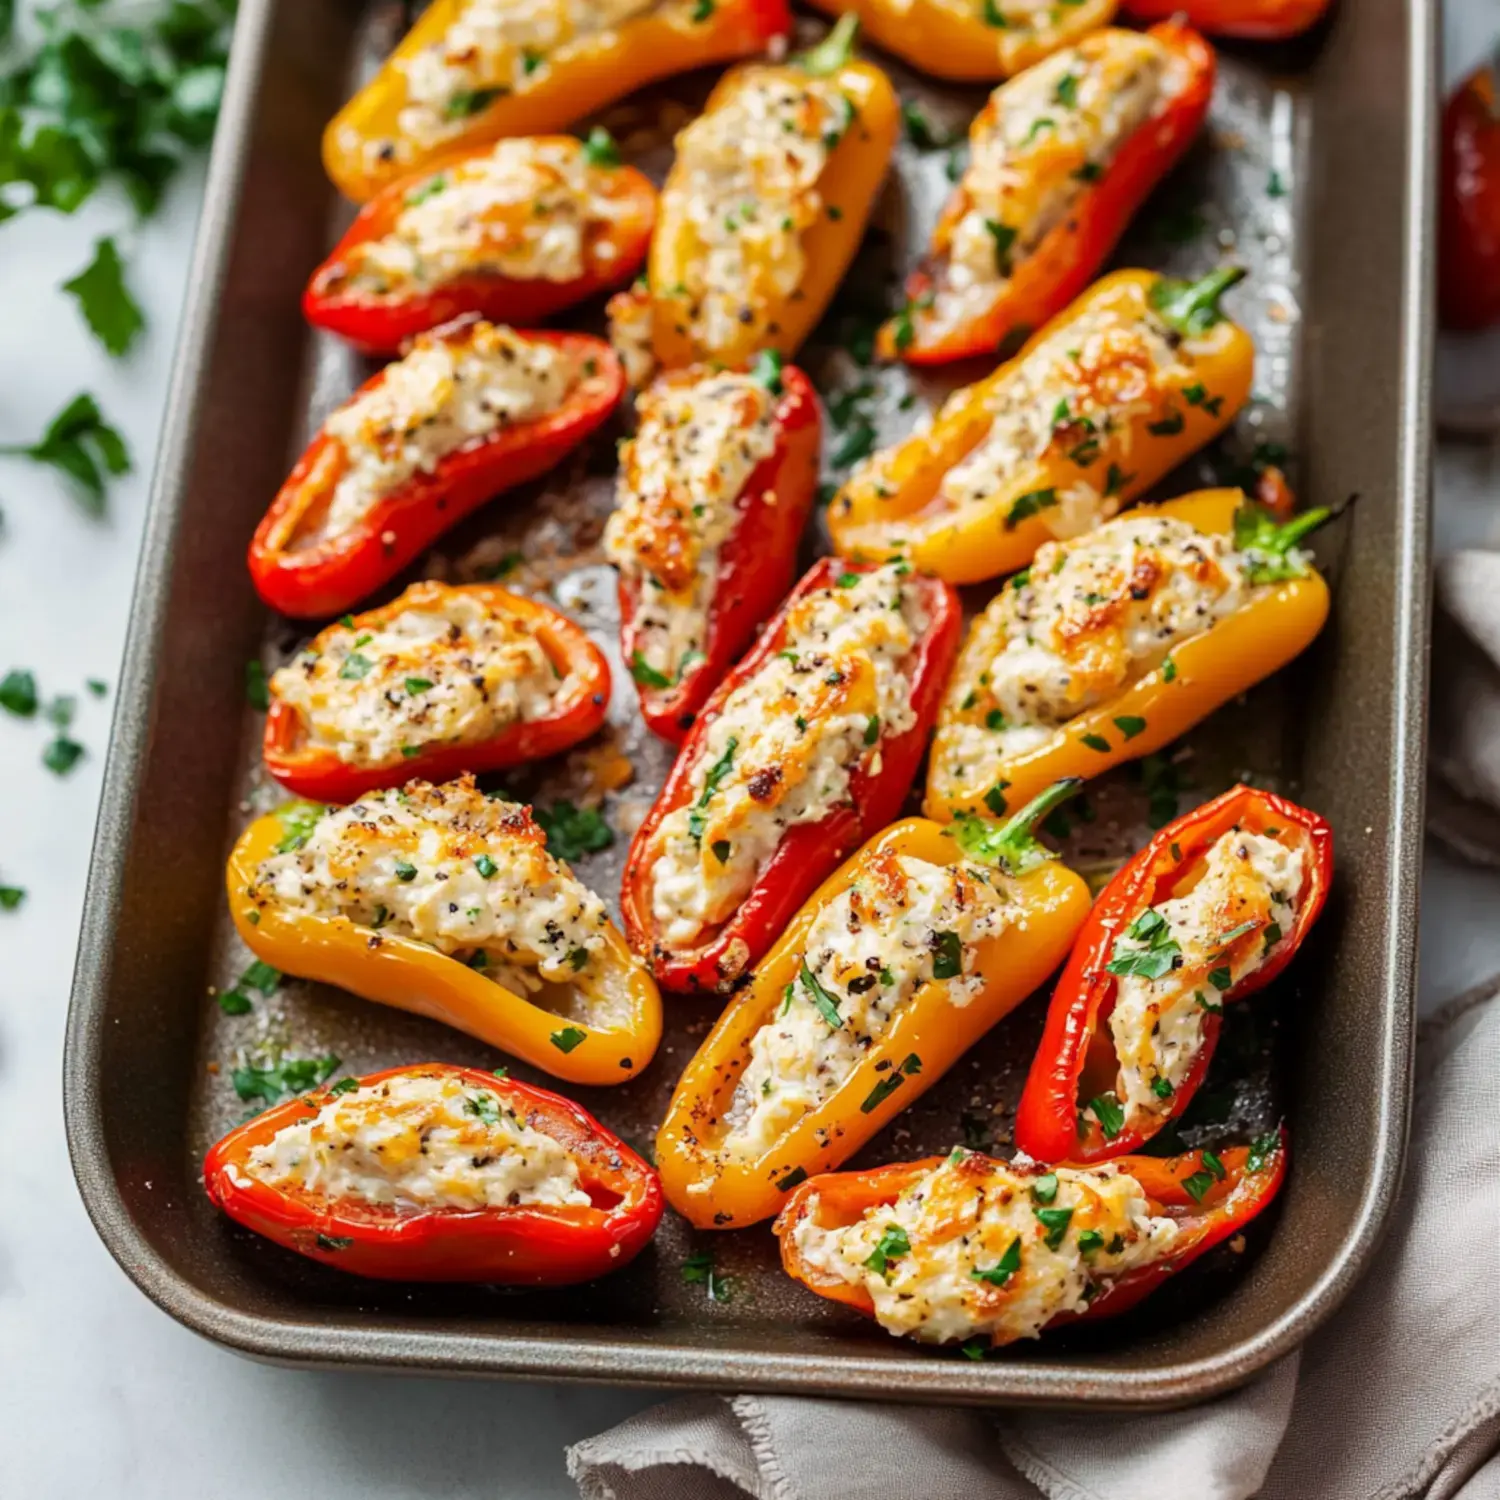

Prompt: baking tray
[{"left": 64, "top": 0, "right": 1434, "bottom": 1407}]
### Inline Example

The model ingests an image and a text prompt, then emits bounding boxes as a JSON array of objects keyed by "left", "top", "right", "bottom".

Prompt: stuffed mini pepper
[
  {"left": 605, "top": 353, "right": 822, "bottom": 741},
  {"left": 1122, "top": 0, "right": 1331, "bottom": 40},
  {"left": 621, "top": 558, "right": 961, "bottom": 993},
  {"left": 323, "top": 0, "right": 791, "bottom": 202},
  {"left": 776, "top": 1134, "right": 1286, "bottom": 1348},
  {"left": 204, "top": 1063, "right": 663, "bottom": 1282},
  {"left": 924, "top": 490, "right": 1330, "bottom": 820},
  {"left": 249, "top": 318, "right": 622, "bottom": 619},
  {"left": 882, "top": 24, "right": 1215, "bottom": 366},
  {"left": 1440, "top": 51, "right": 1500, "bottom": 332},
  {"left": 804, "top": 0, "right": 1115, "bottom": 82},
  {"left": 1016, "top": 785, "right": 1331, "bottom": 1162},
  {"left": 606, "top": 17, "right": 898, "bottom": 383},
  {"left": 227, "top": 777, "right": 661, "bottom": 1084},
  {"left": 262, "top": 581, "right": 610, "bottom": 801},
  {"left": 830, "top": 267, "right": 1252, "bottom": 585},
  {"left": 304, "top": 134, "right": 657, "bottom": 355},
  {"left": 657, "top": 784, "right": 1091, "bottom": 1229}
]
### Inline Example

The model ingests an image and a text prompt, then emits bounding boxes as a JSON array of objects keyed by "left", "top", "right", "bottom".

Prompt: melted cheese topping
[
  {"left": 792, "top": 1150, "right": 1179, "bottom": 1345},
  {"left": 931, "top": 0, "right": 1103, "bottom": 40},
  {"left": 269, "top": 583, "right": 565, "bottom": 770},
  {"left": 663, "top": 71, "right": 844, "bottom": 356},
  {"left": 337, "top": 139, "right": 633, "bottom": 294},
  {"left": 932, "top": 515, "right": 1249, "bottom": 787},
  {"left": 317, "top": 322, "right": 579, "bottom": 541},
  {"left": 932, "top": 33, "right": 1177, "bottom": 332},
  {"left": 928, "top": 300, "right": 1189, "bottom": 540},
  {"left": 724, "top": 852, "right": 1014, "bottom": 1157},
  {"left": 247, "top": 777, "right": 614, "bottom": 1004},
  {"left": 649, "top": 566, "right": 928, "bottom": 947},
  {"left": 245, "top": 1071, "right": 590, "bottom": 1210},
  {"left": 387, "top": 0, "right": 659, "bottom": 163},
  {"left": 604, "top": 369, "right": 778, "bottom": 682},
  {"left": 606, "top": 285, "right": 659, "bottom": 389},
  {"left": 1108, "top": 829, "right": 1303, "bottom": 1130}
]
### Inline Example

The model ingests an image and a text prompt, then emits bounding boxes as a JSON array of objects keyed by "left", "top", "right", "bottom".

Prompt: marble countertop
[{"left": 4, "top": 7, "right": 1500, "bottom": 1496}]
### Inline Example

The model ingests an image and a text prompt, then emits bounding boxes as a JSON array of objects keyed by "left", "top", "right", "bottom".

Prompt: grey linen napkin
[{"left": 569, "top": 980, "right": 1500, "bottom": 1500}]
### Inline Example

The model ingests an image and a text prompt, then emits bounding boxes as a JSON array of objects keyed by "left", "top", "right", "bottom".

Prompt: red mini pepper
[
  {"left": 621, "top": 557, "right": 962, "bottom": 993},
  {"left": 1440, "top": 50, "right": 1500, "bottom": 331},
  {"left": 262, "top": 582, "right": 611, "bottom": 801},
  {"left": 203, "top": 1063, "right": 663, "bottom": 1283},
  {"left": 883, "top": 22, "right": 1215, "bottom": 366},
  {"left": 1016, "top": 785, "right": 1332, "bottom": 1164},
  {"left": 303, "top": 137, "right": 658, "bottom": 356},
  {"left": 776, "top": 1133, "right": 1288, "bottom": 1343},
  {"left": 1121, "top": 0, "right": 1330, "bottom": 39},
  {"left": 248, "top": 319, "right": 624, "bottom": 620},
  {"left": 615, "top": 359, "right": 823, "bottom": 742}
]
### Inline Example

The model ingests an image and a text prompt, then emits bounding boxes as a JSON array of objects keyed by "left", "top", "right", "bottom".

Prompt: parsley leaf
[
  {"left": 749, "top": 348, "right": 784, "bottom": 395},
  {"left": 0, "top": 668, "right": 38, "bottom": 717},
  {"left": 972, "top": 1236, "right": 1022, "bottom": 1286},
  {"left": 61, "top": 236, "right": 143, "bottom": 357},
  {"left": 1086, "top": 1093, "right": 1125, "bottom": 1140},
  {"left": 582, "top": 126, "right": 621, "bottom": 167},
  {"left": 1034, "top": 1205, "right": 1073, "bottom": 1249},
  {"left": 534, "top": 800, "right": 614, "bottom": 861},
  {"left": 800, "top": 961, "right": 843, "bottom": 1029},
  {"left": 1104, "top": 906, "right": 1182, "bottom": 981},
  {"left": 0, "top": 884, "right": 26, "bottom": 912},
  {"left": 1004, "top": 487, "right": 1057, "bottom": 530},
  {"left": 232, "top": 1052, "right": 341, "bottom": 1106},
  {"left": 550, "top": 1025, "right": 587, "bottom": 1053},
  {"left": 0, "top": 393, "right": 130, "bottom": 515},
  {"left": 862, "top": 1223, "right": 910, "bottom": 1278}
]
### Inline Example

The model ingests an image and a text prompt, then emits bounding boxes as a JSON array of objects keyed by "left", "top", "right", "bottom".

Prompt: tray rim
[{"left": 62, "top": 0, "right": 1436, "bottom": 1408}]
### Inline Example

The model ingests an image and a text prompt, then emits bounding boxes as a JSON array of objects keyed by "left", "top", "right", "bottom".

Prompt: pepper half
[
  {"left": 322, "top": 0, "right": 791, "bottom": 203},
  {"left": 1015, "top": 785, "right": 1331, "bottom": 1163},
  {"left": 611, "top": 357, "right": 823, "bottom": 741},
  {"left": 830, "top": 268, "right": 1253, "bottom": 584},
  {"left": 304, "top": 136, "right": 658, "bottom": 355},
  {"left": 1122, "top": 0, "right": 1331, "bottom": 40},
  {"left": 248, "top": 320, "right": 623, "bottom": 620},
  {"left": 657, "top": 785, "right": 1092, "bottom": 1229},
  {"left": 923, "top": 489, "right": 1331, "bottom": 820},
  {"left": 774, "top": 1132, "right": 1287, "bottom": 1345},
  {"left": 879, "top": 24, "right": 1215, "bottom": 366},
  {"left": 617, "top": 17, "right": 899, "bottom": 376},
  {"left": 263, "top": 582, "right": 611, "bottom": 801},
  {"left": 621, "top": 557, "right": 962, "bottom": 993},
  {"left": 204, "top": 1063, "right": 664, "bottom": 1282},
  {"left": 227, "top": 794, "right": 661, "bottom": 1085},
  {"left": 802, "top": 0, "right": 1116, "bottom": 82},
  {"left": 1440, "top": 49, "right": 1500, "bottom": 332}
]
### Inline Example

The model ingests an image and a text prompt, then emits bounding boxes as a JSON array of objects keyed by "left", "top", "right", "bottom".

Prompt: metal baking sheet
[{"left": 64, "top": 0, "right": 1433, "bottom": 1406}]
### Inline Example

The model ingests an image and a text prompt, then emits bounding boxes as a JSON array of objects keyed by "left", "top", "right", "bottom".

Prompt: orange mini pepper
[
  {"left": 829, "top": 268, "right": 1253, "bottom": 584},
  {"left": 803, "top": 0, "right": 1116, "bottom": 82},
  {"left": 880, "top": 24, "right": 1216, "bottom": 366},
  {"left": 616, "top": 16, "right": 899, "bottom": 375},
  {"left": 322, "top": 0, "right": 791, "bottom": 202},
  {"left": 655, "top": 783, "right": 1091, "bottom": 1230},
  {"left": 924, "top": 489, "right": 1331, "bottom": 820},
  {"left": 227, "top": 795, "right": 661, "bottom": 1086},
  {"left": 1122, "top": 0, "right": 1331, "bottom": 41}
]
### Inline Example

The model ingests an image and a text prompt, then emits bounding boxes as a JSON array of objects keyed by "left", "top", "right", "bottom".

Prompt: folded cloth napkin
[{"left": 570, "top": 980, "right": 1500, "bottom": 1500}]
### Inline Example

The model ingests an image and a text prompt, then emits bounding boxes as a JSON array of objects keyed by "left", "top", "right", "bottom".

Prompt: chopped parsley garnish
[
  {"left": 862, "top": 1223, "right": 911, "bottom": 1278},
  {"left": 1147, "top": 408, "right": 1185, "bottom": 437},
  {"left": 931, "top": 930, "right": 963, "bottom": 980},
  {"left": 710, "top": 839, "right": 732, "bottom": 864},
  {"left": 980, "top": 0, "right": 1008, "bottom": 24},
  {"left": 0, "top": 393, "right": 130, "bottom": 516},
  {"left": 0, "top": 669, "right": 38, "bottom": 717},
  {"left": 1104, "top": 906, "right": 1181, "bottom": 980},
  {"left": 984, "top": 218, "right": 1017, "bottom": 271},
  {"left": 1033, "top": 1205, "right": 1073, "bottom": 1249},
  {"left": 688, "top": 736, "right": 738, "bottom": 843},
  {"left": 1113, "top": 715, "right": 1147, "bottom": 740},
  {"left": 1151, "top": 1076, "right": 1175, "bottom": 1099},
  {"left": 861, "top": 1072, "right": 906, "bottom": 1113},
  {"left": 800, "top": 962, "right": 843, "bottom": 1029},
  {"left": 393, "top": 860, "right": 417, "bottom": 882},
  {"left": 273, "top": 801, "right": 324, "bottom": 853},
  {"left": 232, "top": 1052, "right": 341, "bottom": 1106},
  {"left": 1247, "top": 1130, "right": 1280, "bottom": 1173},
  {"left": 1076, "top": 1229, "right": 1105, "bottom": 1254},
  {"left": 1263, "top": 920, "right": 1283, "bottom": 954},
  {"left": 864, "top": 713, "right": 881, "bottom": 746},
  {"left": 983, "top": 781, "right": 1009, "bottom": 816},
  {"left": 1104, "top": 462, "right": 1135, "bottom": 497},
  {"left": 1180, "top": 1169, "right": 1217, "bottom": 1203},
  {"left": 1196, "top": 991, "right": 1222, "bottom": 1013},
  {"left": 902, "top": 100, "right": 955, "bottom": 150},
  {"left": 534, "top": 800, "right": 613, "bottom": 861},
  {"left": 582, "top": 127, "right": 622, "bottom": 167},
  {"left": 837, "top": 571, "right": 862, "bottom": 587},
  {"left": 62, "top": 236, "right": 144, "bottom": 358},
  {"left": 1086, "top": 1093, "right": 1125, "bottom": 1140},
  {"left": 749, "top": 348, "right": 784, "bottom": 395},
  {"left": 1080, "top": 732, "right": 1110, "bottom": 753},
  {"left": 338, "top": 652, "right": 373, "bottom": 681},
  {"left": 629, "top": 652, "right": 673, "bottom": 690},
  {"left": 1208, "top": 965, "right": 1233, "bottom": 991},
  {"left": 1162, "top": 655, "right": 1177, "bottom": 683},
  {"left": 465, "top": 1092, "right": 502, "bottom": 1126},
  {"left": 1201, "top": 1149, "right": 1227, "bottom": 1181},
  {"left": 316, "top": 1234, "right": 353, "bottom": 1252},
  {"left": 405, "top": 174, "right": 447, "bottom": 207},
  {"left": 550, "top": 1026, "right": 587, "bottom": 1054},
  {"left": 474, "top": 854, "right": 498, "bottom": 878},
  {"left": 405, "top": 676, "right": 433, "bottom": 695},
  {"left": 42, "top": 736, "right": 84, "bottom": 775},
  {"left": 0, "top": 884, "right": 26, "bottom": 912},
  {"left": 443, "top": 88, "right": 504, "bottom": 120},
  {"left": 1030, "top": 1172, "right": 1059, "bottom": 1205},
  {"left": 1004, "top": 487, "right": 1057, "bottom": 530},
  {"left": 971, "top": 1236, "right": 1022, "bottom": 1286},
  {"left": 1054, "top": 73, "right": 1079, "bottom": 107},
  {"left": 327, "top": 1076, "right": 360, "bottom": 1097},
  {"left": 776, "top": 1166, "right": 807, "bottom": 1192}
]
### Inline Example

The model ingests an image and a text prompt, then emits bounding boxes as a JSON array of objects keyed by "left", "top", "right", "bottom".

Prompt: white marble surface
[{"left": 3, "top": 8, "right": 1500, "bottom": 1498}]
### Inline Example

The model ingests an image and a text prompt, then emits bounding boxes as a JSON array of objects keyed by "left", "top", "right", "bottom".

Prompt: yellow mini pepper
[
  {"left": 828, "top": 267, "right": 1254, "bottom": 585},
  {"left": 322, "top": 0, "right": 791, "bottom": 202},
  {"left": 804, "top": 0, "right": 1116, "bottom": 82},
  {"left": 923, "top": 488, "right": 1332, "bottom": 820},
  {"left": 226, "top": 800, "right": 662, "bottom": 1086},
  {"left": 655, "top": 785, "right": 1091, "bottom": 1230}
]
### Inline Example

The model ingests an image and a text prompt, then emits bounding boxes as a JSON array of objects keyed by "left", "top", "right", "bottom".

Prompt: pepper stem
[
  {"left": 795, "top": 13, "right": 860, "bottom": 75},
  {"left": 1232, "top": 502, "right": 1332, "bottom": 583},
  {"left": 1149, "top": 265, "right": 1247, "bottom": 338},
  {"left": 953, "top": 778, "right": 1083, "bottom": 876}
]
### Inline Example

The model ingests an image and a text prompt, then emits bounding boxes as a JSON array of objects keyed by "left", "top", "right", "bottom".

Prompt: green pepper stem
[
  {"left": 995, "top": 778, "right": 1083, "bottom": 845},
  {"left": 1151, "top": 265, "right": 1247, "bottom": 337},
  {"left": 796, "top": 12, "right": 860, "bottom": 75},
  {"left": 1274, "top": 506, "right": 1332, "bottom": 549},
  {"left": 954, "top": 778, "right": 1083, "bottom": 875}
]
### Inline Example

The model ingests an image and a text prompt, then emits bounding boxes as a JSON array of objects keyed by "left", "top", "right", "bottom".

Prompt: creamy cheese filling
[
  {"left": 723, "top": 853, "right": 1014, "bottom": 1157},
  {"left": 317, "top": 322, "right": 579, "bottom": 542},
  {"left": 270, "top": 584, "right": 566, "bottom": 770},
  {"left": 649, "top": 566, "right": 928, "bottom": 947},
  {"left": 935, "top": 34, "right": 1176, "bottom": 330},
  {"left": 1107, "top": 829, "right": 1304, "bottom": 1129},
  {"left": 792, "top": 1150, "right": 1179, "bottom": 1345},
  {"left": 606, "top": 285, "right": 658, "bottom": 390},
  {"left": 247, "top": 778, "right": 618, "bottom": 1012},
  {"left": 932, "top": 516, "right": 1251, "bottom": 791},
  {"left": 665, "top": 72, "right": 842, "bottom": 354},
  {"left": 930, "top": 0, "right": 1098, "bottom": 30},
  {"left": 604, "top": 370, "right": 778, "bottom": 682},
  {"left": 393, "top": 0, "right": 659, "bottom": 156},
  {"left": 245, "top": 1071, "right": 590, "bottom": 1211},
  {"left": 929, "top": 302, "right": 1188, "bottom": 540},
  {"left": 338, "top": 140, "right": 631, "bottom": 293}
]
